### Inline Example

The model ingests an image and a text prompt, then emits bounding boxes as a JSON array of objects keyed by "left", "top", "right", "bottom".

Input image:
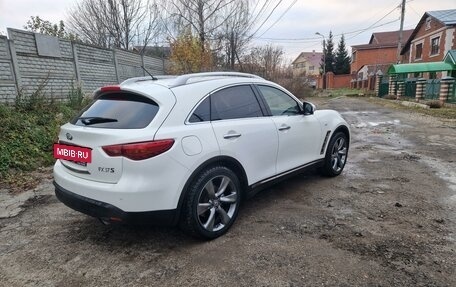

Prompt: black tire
[
  {"left": 321, "top": 132, "right": 349, "bottom": 177},
  {"left": 180, "top": 166, "right": 241, "bottom": 240}
]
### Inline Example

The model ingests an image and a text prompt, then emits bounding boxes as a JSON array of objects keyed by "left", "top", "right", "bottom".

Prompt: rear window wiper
[{"left": 78, "top": 117, "right": 118, "bottom": 125}]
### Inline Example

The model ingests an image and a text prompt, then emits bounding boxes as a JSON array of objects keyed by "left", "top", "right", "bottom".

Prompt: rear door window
[
  {"left": 72, "top": 93, "right": 159, "bottom": 129},
  {"left": 210, "top": 85, "right": 263, "bottom": 120}
]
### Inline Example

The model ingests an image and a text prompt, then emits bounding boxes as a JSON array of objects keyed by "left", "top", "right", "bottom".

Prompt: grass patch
[
  {"left": 0, "top": 85, "right": 90, "bottom": 191},
  {"left": 312, "top": 88, "right": 374, "bottom": 98},
  {"left": 368, "top": 97, "right": 456, "bottom": 120}
]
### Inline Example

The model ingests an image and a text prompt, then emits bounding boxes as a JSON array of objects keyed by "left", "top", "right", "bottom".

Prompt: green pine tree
[
  {"left": 334, "top": 34, "right": 350, "bottom": 75},
  {"left": 320, "top": 31, "right": 335, "bottom": 74}
]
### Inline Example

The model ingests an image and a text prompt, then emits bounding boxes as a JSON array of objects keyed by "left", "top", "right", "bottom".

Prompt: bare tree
[
  {"left": 166, "top": 0, "right": 238, "bottom": 50},
  {"left": 242, "top": 44, "right": 284, "bottom": 80},
  {"left": 67, "top": 0, "right": 161, "bottom": 50},
  {"left": 217, "top": 0, "right": 251, "bottom": 70}
]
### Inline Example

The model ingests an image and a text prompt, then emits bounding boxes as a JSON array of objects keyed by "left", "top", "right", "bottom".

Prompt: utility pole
[
  {"left": 316, "top": 32, "right": 326, "bottom": 89},
  {"left": 397, "top": 0, "right": 406, "bottom": 63}
]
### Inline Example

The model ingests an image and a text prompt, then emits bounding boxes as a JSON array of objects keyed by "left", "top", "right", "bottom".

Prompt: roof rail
[
  {"left": 121, "top": 75, "right": 177, "bottom": 85},
  {"left": 170, "top": 72, "right": 263, "bottom": 87}
]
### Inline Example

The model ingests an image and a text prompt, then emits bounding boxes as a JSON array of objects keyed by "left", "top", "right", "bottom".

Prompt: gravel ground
[{"left": 0, "top": 96, "right": 455, "bottom": 286}]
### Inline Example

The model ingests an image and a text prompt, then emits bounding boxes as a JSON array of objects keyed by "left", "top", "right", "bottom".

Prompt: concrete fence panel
[
  {"left": 0, "top": 36, "right": 17, "bottom": 102},
  {"left": 0, "top": 28, "right": 167, "bottom": 103}
]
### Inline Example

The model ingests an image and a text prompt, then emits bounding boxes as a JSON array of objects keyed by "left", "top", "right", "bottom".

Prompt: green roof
[
  {"left": 444, "top": 50, "right": 456, "bottom": 65},
  {"left": 388, "top": 61, "right": 455, "bottom": 74}
]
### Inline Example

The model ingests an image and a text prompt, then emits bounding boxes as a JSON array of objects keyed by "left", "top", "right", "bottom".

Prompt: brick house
[
  {"left": 401, "top": 9, "right": 456, "bottom": 67},
  {"left": 350, "top": 29, "right": 413, "bottom": 79},
  {"left": 291, "top": 50, "right": 323, "bottom": 77}
]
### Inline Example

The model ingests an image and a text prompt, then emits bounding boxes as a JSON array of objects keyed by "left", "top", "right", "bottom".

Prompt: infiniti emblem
[{"left": 66, "top": 133, "right": 73, "bottom": 140}]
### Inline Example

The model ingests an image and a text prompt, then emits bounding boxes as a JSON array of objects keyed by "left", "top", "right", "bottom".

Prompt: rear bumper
[{"left": 54, "top": 181, "right": 178, "bottom": 225}]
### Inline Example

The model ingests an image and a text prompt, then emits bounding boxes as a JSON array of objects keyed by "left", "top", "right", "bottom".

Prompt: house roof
[
  {"left": 351, "top": 43, "right": 397, "bottom": 50},
  {"left": 369, "top": 30, "right": 413, "bottom": 45},
  {"left": 401, "top": 9, "right": 456, "bottom": 55},
  {"left": 444, "top": 50, "right": 456, "bottom": 65},
  {"left": 352, "top": 29, "right": 413, "bottom": 51},
  {"left": 292, "top": 51, "right": 323, "bottom": 66},
  {"left": 133, "top": 46, "right": 171, "bottom": 58},
  {"left": 387, "top": 61, "right": 455, "bottom": 74},
  {"left": 428, "top": 9, "right": 456, "bottom": 25}
]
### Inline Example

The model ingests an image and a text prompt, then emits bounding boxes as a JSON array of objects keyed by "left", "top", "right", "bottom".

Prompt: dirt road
[{"left": 0, "top": 97, "right": 455, "bottom": 286}]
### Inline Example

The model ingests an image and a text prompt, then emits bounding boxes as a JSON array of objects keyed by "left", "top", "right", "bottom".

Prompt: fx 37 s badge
[{"left": 98, "top": 167, "right": 115, "bottom": 173}]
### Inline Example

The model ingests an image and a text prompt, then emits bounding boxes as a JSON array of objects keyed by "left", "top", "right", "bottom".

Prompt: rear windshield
[{"left": 71, "top": 93, "right": 159, "bottom": 129}]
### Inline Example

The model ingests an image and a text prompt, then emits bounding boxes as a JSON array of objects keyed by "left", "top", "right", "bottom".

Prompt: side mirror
[{"left": 302, "top": 102, "right": 316, "bottom": 115}]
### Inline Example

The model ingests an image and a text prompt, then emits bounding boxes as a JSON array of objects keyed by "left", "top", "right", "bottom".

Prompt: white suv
[{"left": 53, "top": 72, "right": 350, "bottom": 239}]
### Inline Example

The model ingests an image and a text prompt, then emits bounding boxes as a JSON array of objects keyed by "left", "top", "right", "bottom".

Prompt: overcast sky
[{"left": 0, "top": 0, "right": 454, "bottom": 61}]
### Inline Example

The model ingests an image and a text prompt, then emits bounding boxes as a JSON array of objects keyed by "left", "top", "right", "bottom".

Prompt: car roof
[{"left": 115, "top": 72, "right": 292, "bottom": 105}]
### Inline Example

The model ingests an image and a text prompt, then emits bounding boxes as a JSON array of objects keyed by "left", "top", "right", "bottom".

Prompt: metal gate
[
  {"left": 379, "top": 77, "right": 389, "bottom": 97},
  {"left": 448, "top": 82, "right": 456, "bottom": 103},
  {"left": 404, "top": 79, "right": 417, "bottom": 98},
  {"left": 425, "top": 79, "right": 440, "bottom": 100}
]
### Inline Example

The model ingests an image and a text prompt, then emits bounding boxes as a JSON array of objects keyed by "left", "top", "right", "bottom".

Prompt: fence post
[
  {"left": 71, "top": 42, "right": 81, "bottom": 83},
  {"left": 113, "top": 49, "right": 120, "bottom": 83},
  {"left": 141, "top": 54, "right": 146, "bottom": 76},
  {"left": 415, "top": 78, "right": 426, "bottom": 102},
  {"left": 388, "top": 75, "right": 397, "bottom": 97},
  {"left": 439, "top": 77, "right": 454, "bottom": 105},
  {"left": 7, "top": 40, "right": 22, "bottom": 92},
  {"left": 375, "top": 73, "right": 383, "bottom": 97},
  {"left": 397, "top": 81, "right": 404, "bottom": 100}
]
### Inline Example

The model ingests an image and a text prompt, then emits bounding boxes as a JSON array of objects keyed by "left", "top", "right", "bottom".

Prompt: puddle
[{"left": 419, "top": 156, "right": 456, "bottom": 195}]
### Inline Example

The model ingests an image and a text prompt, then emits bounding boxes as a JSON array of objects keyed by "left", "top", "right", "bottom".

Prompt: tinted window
[
  {"left": 189, "top": 97, "right": 210, "bottom": 123},
  {"left": 257, "top": 85, "right": 301, "bottom": 116},
  {"left": 211, "top": 85, "right": 263, "bottom": 120},
  {"left": 72, "top": 93, "right": 159, "bottom": 129}
]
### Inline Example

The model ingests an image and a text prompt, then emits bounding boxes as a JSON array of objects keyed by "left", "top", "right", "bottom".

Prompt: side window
[
  {"left": 189, "top": 97, "right": 210, "bottom": 123},
  {"left": 257, "top": 85, "right": 301, "bottom": 116},
  {"left": 211, "top": 85, "right": 263, "bottom": 120}
]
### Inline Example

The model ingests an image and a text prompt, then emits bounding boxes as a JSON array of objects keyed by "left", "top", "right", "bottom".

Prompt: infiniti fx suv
[{"left": 53, "top": 72, "right": 350, "bottom": 239}]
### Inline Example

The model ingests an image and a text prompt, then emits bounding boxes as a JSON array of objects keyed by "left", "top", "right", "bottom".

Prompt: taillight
[
  {"left": 100, "top": 85, "right": 121, "bottom": 92},
  {"left": 102, "top": 139, "right": 174, "bottom": 160}
]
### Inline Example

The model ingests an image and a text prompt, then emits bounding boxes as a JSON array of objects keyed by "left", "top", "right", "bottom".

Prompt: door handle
[
  {"left": 223, "top": 133, "right": 241, "bottom": 139},
  {"left": 278, "top": 125, "right": 291, "bottom": 131}
]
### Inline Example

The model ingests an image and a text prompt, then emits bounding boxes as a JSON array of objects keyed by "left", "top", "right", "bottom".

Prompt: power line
[
  {"left": 255, "top": 18, "right": 400, "bottom": 43},
  {"left": 257, "top": 0, "right": 298, "bottom": 38},
  {"left": 244, "top": 0, "right": 275, "bottom": 34},
  {"left": 250, "top": 0, "right": 284, "bottom": 37},
  {"left": 346, "top": 2, "right": 400, "bottom": 40}
]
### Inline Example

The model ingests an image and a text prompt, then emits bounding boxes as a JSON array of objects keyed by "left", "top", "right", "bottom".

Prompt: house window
[
  {"left": 431, "top": 37, "right": 440, "bottom": 55},
  {"left": 425, "top": 17, "right": 431, "bottom": 30},
  {"left": 415, "top": 43, "right": 422, "bottom": 60}
]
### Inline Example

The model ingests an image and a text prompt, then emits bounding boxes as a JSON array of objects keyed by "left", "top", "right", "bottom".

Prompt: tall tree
[
  {"left": 169, "top": 30, "right": 213, "bottom": 73},
  {"left": 167, "top": 0, "right": 236, "bottom": 51},
  {"left": 321, "top": 31, "right": 335, "bottom": 74},
  {"left": 24, "top": 16, "right": 78, "bottom": 40},
  {"left": 67, "top": 0, "right": 161, "bottom": 50},
  {"left": 218, "top": 0, "right": 251, "bottom": 70},
  {"left": 164, "top": 0, "right": 277, "bottom": 70},
  {"left": 334, "top": 34, "right": 350, "bottom": 75}
]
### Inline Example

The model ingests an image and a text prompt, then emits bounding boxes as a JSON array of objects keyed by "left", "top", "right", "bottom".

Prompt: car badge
[{"left": 66, "top": 133, "right": 73, "bottom": 140}]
